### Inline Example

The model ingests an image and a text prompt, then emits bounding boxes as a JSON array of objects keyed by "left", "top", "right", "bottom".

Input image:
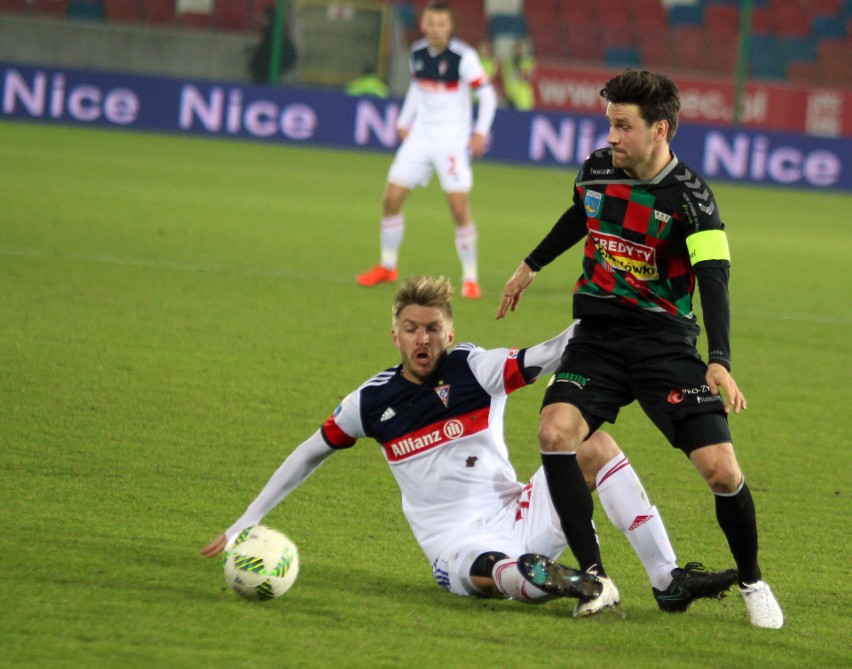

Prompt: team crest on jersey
[
  {"left": 584, "top": 190, "right": 603, "bottom": 218},
  {"left": 434, "top": 384, "right": 451, "bottom": 407},
  {"left": 438, "top": 59, "right": 448, "bottom": 77}
]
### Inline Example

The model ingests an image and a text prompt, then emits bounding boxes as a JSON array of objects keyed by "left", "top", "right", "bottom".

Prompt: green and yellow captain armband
[{"left": 686, "top": 229, "right": 730, "bottom": 264}]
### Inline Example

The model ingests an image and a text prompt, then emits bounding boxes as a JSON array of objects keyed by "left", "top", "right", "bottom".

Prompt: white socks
[
  {"left": 596, "top": 454, "right": 678, "bottom": 591},
  {"left": 492, "top": 558, "right": 552, "bottom": 602},
  {"left": 454, "top": 223, "right": 478, "bottom": 282},
  {"left": 379, "top": 214, "right": 404, "bottom": 269}
]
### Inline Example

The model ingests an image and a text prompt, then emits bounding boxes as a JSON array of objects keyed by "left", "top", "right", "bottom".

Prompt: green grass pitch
[{"left": 1, "top": 120, "right": 850, "bottom": 668}]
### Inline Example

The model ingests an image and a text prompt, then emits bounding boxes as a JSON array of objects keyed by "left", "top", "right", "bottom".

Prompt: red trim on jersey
[
  {"left": 382, "top": 407, "right": 490, "bottom": 463},
  {"left": 469, "top": 75, "right": 486, "bottom": 89},
  {"left": 503, "top": 348, "right": 528, "bottom": 394},
  {"left": 322, "top": 415, "right": 357, "bottom": 449},
  {"left": 417, "top": 79, "right": 461, "bottom": 93}
]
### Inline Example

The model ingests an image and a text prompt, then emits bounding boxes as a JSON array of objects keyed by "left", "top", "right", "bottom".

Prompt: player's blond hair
[{"left": 392, "top": 276, "right": 454, "bottom": 327}]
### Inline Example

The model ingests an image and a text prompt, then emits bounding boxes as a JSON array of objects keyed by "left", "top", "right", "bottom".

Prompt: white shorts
[
  {"left": 387, "top": 132, "right": 473, "bottom": 192},
  {"left": 430, "top": 467, "right": 568, "bottom": 596}
]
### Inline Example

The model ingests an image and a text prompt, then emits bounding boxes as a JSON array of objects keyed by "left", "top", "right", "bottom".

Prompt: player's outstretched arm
[
  {"left": 496, "top": 261, "right": 537, "bottom": 320},
  {"left": 198, "top": 431, "right": 336, "bottom": 558}
]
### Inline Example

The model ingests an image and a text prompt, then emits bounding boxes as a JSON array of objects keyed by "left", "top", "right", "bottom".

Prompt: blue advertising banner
[{"left": 2, "top": 62, "right": 849, "bottom": 190}]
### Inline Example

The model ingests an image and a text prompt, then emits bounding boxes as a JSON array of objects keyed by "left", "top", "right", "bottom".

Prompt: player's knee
[
  {"left": 691, "top": 444, "right": 742, "bottom": 493},
  {"left": 538, "top": 407, "right": 584, "bottom": 453}
]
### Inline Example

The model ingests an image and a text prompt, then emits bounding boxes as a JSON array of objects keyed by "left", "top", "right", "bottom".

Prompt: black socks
[
  {"left": 715, "top": 480, "right": 761, "bottom": 585},
  {"left": 541, "top": 452, "right": 605, "bottom": 575}
]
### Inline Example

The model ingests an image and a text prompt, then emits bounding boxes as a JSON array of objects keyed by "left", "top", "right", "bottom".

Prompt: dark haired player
[{"left": 497, "top": 69, "right": 783, "bottom": 628}]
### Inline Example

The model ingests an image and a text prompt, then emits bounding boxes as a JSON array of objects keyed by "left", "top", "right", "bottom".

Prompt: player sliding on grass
[
  {"left": 356, "top": 2, "right": 497, "bottom": 299},
  {"left": 202, "top": 276, "right": 736, "bottom": 614}
]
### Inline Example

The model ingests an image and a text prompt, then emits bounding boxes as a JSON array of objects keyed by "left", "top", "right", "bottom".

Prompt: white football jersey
[
  {"left": 323, "top": 344, "right": 536, "bottom": 561},
  {"left": 397, "top": 37, "right": 492, "bottom": 142}
]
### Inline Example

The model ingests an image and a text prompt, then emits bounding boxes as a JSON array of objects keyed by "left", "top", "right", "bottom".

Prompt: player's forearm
[
  {"left": 224, "top": 431, "right": 335, "bottom": 541},
  {"left": 473, "top": 83, "right": 497, "bottom": 136},
  {"left": 695, "top": 263, "right": 732, "bottom": 370},
  {"left": 525, "top": 205, "right": 587, "bottom": 271},
  {"left": 397, "top": 82, "right": 418, "bottom": 131},
  {"left": 521, "top": 321, "right": 579, "bottom": 379}
]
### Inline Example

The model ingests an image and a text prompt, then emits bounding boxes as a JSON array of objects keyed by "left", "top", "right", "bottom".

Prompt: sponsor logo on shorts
[
  {"left": 667, "top": 385, "right": 722, "bottom": 405},
  {"left": 555, "top": 372, "right": 589, "bottom": 389}
]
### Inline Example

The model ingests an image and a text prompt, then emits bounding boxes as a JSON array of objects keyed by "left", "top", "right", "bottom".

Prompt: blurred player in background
[
  {"left": 356, "top": 2, "right": 497, "bottom": 299},
  {"left": 497, "top": 69, "right": 783, "bottom": 628},
  {"left": 202, "top": 276, "right": 736, "bottom": 614}
]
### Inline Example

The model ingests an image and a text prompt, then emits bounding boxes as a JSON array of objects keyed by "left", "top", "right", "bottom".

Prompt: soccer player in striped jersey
[
  {"left": 497, "top": 69, "right": 783, "bottom": 628},
  {"left": 202, "top": 276, "right": 736, "bottom": 614},
  {"left": 356, "top": 2, "right": 497, "bottom": 300}
]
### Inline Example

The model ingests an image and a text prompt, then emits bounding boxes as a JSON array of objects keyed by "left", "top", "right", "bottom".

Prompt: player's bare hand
[
  {"left": 469, "top": 133, "right": 488, "bottom": 159},
  {"left": 706, "top": 362, "right": 747, "bottom": 414},
  {"left": 397, "top": 127, "right": 410, "bottom": 142},
  {"left": 496, "top": 262, "right": 536, "bottom": 320},
  {"left": 200, "top": 533, "right": 228, "bottom": 558}
]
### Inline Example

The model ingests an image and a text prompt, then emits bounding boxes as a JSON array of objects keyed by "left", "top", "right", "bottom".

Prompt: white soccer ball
[{"left": 223, "top": 525, "right": 299, "bottom": 600}]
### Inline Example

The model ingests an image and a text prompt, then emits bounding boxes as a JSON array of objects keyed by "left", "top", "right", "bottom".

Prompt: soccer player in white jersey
[
  {"left": 202, "top": 276, "right": 737, "bottom": 615},
  {"left": 356, "top": 2, "right": 498, "bottom": 300}
]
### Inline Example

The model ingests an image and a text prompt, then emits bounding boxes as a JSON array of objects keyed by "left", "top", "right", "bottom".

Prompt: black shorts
[{"left": 542, "top": 316, "right": 731, "bottom": 454}]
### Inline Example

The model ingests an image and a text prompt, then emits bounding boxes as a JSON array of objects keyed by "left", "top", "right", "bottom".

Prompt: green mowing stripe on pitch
[{"left": 1, "top": 120, "right": 850, "bottom": 669}]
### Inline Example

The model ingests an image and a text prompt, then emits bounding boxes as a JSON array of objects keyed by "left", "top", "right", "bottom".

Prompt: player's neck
[
  {"left": 626, "top": 148, "right": 673, "bottom": 181},
  {"left": 427, "top": 39, "right": 449, "bottom": 53}
]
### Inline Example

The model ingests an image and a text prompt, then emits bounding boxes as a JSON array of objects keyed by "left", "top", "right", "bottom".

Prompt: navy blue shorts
[{"left": 542, "top": 316, "right": 731, "bottom": 454}]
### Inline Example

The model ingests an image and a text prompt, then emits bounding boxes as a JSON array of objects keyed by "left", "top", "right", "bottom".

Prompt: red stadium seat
[
  {"left": 450, "top": 3, "right": 488, "bottom": 46},
  {"left": 671, "top": 25, "right": 710, "bottom": 73},
  {"left": 786, "top": 60, "right": 821, "bottom": 83},
  {"left": 632, "top": 0, "right": 669, "bottom": 34},
  {"left": 178, "top": 11, "right": 213, "bottom": 30},
  {"left": 749, "top": 6, "right": 773, "bottom": 34},
  {"left": 141, "top": 0, "right": 174, "bottom": 24},
  {"left": 215, "top": 0, "right": 250, "bottom": 32},
  {"left": 817, "top": 38, "right": 852, "bottom": 86},
  {"left": 33, "top": 0, "right": 68, "bottom": 16},
  {"left": 104, "top": 0, "right": 141, "bottom": 23},
  {"left": 806, "top": 0, "right": 843, "bottom": 16},
  {"left": 528, "top": 16, "right": 569, "bottom": 59},
  {"left": 705, "top": 4, "right": 740, "bottom": 40},
  {"left": 565, "top": 22, "right": 604, "bottom": 62},
  {"left": 0, "top": 0, "right": 30, "bottom": 12},
  {"left": 637, "top": 29, "right": 673, "bottom": 68},
  {"left": 770, "top": 4, "right": 811, "bottom": 38}
]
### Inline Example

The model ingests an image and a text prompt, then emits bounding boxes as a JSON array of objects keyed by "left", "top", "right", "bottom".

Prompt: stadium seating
[
  {"left": 140, "top": 0, "right": 173, "bottom": 25},
  {"left": 33, "top": 0, "right": 68, "bottom": 17},
  {"left": 104, "top": 0, "right": 141, "bottom": 23},
  {"left": 2, "top": 0, "right": 850, "bottom": 89},
  {"left": 215, "top": 0, "right": 250, "bottom": 32},
  {"left": 0, "top": 0, "right": 29, "bottom": 12},
  {"left": 67, "top": 0, "right": 104, "bottom": 20}
]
